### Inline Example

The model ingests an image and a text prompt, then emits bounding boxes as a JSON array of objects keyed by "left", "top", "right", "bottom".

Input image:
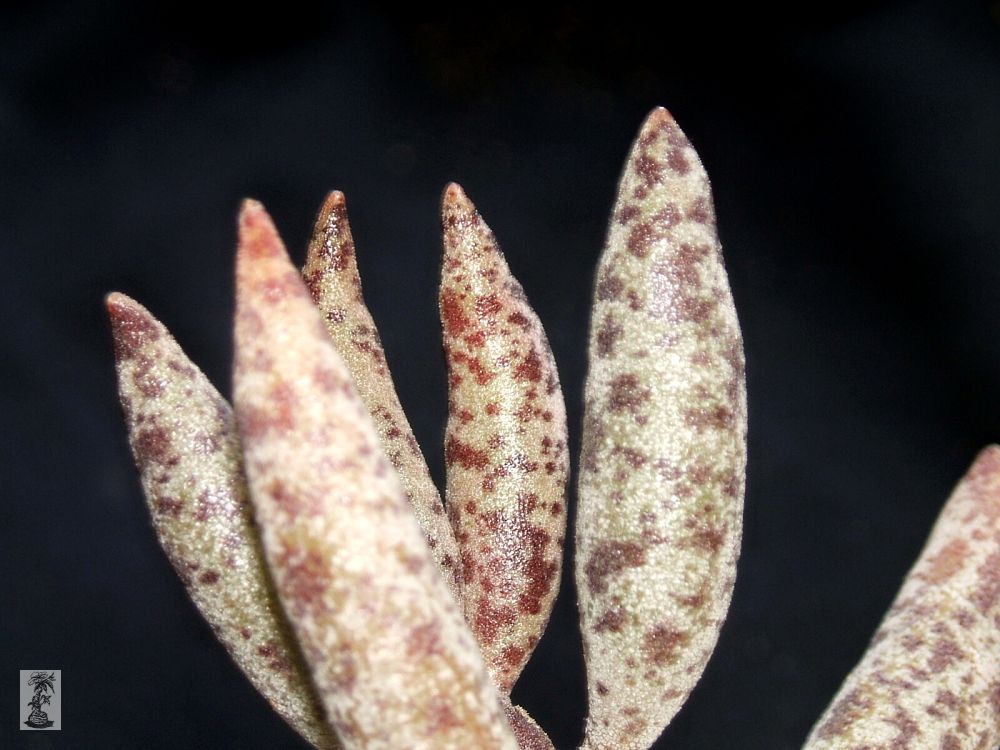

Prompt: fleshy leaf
[
  {"left": 439, "top": 183, "right": 569, "bottom": 693},
  {"left": 232, "top": 200, "right": 518, "bottom": 750},
  {"left": 302, "top": 191, "right": 462, "bottom": 599},
  {"left": 576, "top": 108, "right": 747, "bottom": 750},
  {"left": 107, "top": 292, "right": 338, "bottom": 750},
  {"left": 803, "top": 446, "right": 1000, "bottom": 749}
]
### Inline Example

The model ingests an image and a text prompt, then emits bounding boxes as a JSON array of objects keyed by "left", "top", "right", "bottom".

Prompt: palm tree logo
[{"left": 24, "top": 671, "right": 55, "bottom": 728}]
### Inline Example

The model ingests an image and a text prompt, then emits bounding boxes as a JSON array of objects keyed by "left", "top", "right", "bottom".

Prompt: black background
[{"left": 3, "top": 2, "right": 999, "bottom": 748}]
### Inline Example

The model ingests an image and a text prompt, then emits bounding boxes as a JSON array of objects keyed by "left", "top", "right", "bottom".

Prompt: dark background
[{"left": 3, "top": 1, "right": 999, "bottom": 748}]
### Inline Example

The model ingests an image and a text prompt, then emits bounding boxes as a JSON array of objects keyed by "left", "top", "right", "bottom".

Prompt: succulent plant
[{"left": 109, "top": 108, "right": 1000, "bottom": 750}]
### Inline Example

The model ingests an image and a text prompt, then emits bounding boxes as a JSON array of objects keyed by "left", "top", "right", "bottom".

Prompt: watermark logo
[{"left": 20, "top": 670, "right": 60, "bottom": 730}]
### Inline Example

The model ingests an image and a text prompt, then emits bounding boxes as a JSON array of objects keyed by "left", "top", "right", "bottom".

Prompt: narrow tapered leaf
[
  {"left": 439, "top": 183, "right": 569, "bottom": 693},
  {"left": 803, "top": 446, "right": 1000, "bottom": 750},
  {"left": 107, "top": 292, "right": 337, "bottom": 750},
  {"left": 576, "top": 108, "right": 747, "bottom": 750},
  {"left": 302, "top": 191, "right": 462, "bottom": 599},
  {"left": 232, "top": 200, "right": 519, "bottom": 750}
]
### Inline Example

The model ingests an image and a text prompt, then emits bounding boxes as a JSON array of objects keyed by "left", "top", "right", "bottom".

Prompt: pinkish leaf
[
  {"left": 232, "top": 200, "right": 518, "bottom": 750},
  {"left": 803, "top": 446, "right": 1000, "bottom": 749},
  {"left": 576, "top": 108, "right": 747, "bottom": 750},
  {"left": 107, "top": 292, "right": 337, "bottom": 750},
  {"left": 302, "top": 191, "right": 462, "bottom": 599},
  {"left": 439, "top": 183, "right": 569, "bottom": 693}
]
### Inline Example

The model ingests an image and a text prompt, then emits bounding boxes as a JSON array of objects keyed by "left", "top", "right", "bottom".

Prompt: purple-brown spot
[
  {"left": 502, "top": 703, "right": 553, "bottom": 750},
  {"left": 445, "top": 435, "right": 490, "bottom": 470},
  {"left": 108, "top": 297, "right": 161, "bottom": 361},
  {"left": 515, "top": 349, "right": 543, "bottom": 383},
  {"left": 684, "top": 404, "right": 735, "bottom": 431},
  {"left": 474, "top": 598, "right": 517, "bottom": 645},
  {"left": 238, "top": 381, "right": 298, "bottom": 438},
  {"left": 441, "top": 290, "right": 471, "bottom": 336},
  {"left": 687, "top": 196, "right": 715, "bottom": 226},
  {"left": 972, "top": 550, "right": 1000, "bottom": 615},
  {"left": 923, "top": 539, "right": 969, "bottom": 584},
  {"left": 627, "top": 221, "right": 661, "bottom": 258},
  {"left": 928, "top": 635, "right": 964, "bottom": 672},
  {"left": 475, "top": 293, "right": 502, "bottom": 319},
  {"left": 642, "top": 624, "right": 689, "bottom": 666},
  {"left": 258, "top": 270, "right": 302, "bottom": 305},
  {"left": 507, "top": 311, "right": 530, "bottom": 329},
  {"left": 666, "top": 147, "right": 690, "bottom": 175},
  {"left": 134, "top": 425, "right": 173, "bottom": 470},
  {"left": 596, "top": 315, "right": 624, "bottom": 358},
  {"left": 616, "top": 204, "right": 640, "bottom": 225},
  {"left": 815, "top": 688, "right": 872, "bottom": 740},
  {"left": 153, "top": 495, "right": 183, "bottom": 517},
  {"left": 276, "top": 546, "right": 331, "bottom": 618},
  {"left": 608, "top": 374, "right": 651, "bottom": 417},
  {"left": 596, "top": 272, "right": 624, "bottom": 301},
  {"left": 585, "top": 540, "right": 646, "bottom": 595},
  {"left": 594, "top": 605, "right": 627, "bottom": 633},
  {"left": 517, "top": 525, "right": 557, "bottom": 616}
]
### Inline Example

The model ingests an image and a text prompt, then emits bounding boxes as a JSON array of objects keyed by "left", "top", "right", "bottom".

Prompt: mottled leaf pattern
[
  {"left": 803, "top": 446, "right": 1000, "bottom": 750},
  {"left": 106, "top": 293, "right": 337, "bottom": 750},
  {"left": 302, "top": 191, "right": 462, "bottom": 599},
  {"left": 232, "top": 200, "right": 518, "bottom": 750},
  {"left": 576, "top": 108, "right": 747, "bottom": 750},
  {"left": 439, "top": 183, "right": 569, "bottom": 693},
  {"left": 108, "top": 109, "right": 1000, "bottom": 750}
]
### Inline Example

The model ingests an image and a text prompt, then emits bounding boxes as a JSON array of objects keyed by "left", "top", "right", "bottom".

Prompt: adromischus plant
[{"left": 109, "top": 108, "right": 1000, "bottom": 749}]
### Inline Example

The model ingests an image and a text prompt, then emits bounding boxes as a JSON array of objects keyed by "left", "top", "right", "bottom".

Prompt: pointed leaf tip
[
  {"left": 323, "top": 189, "right": 346, "bottom": 212},
  {"left": 577, "top": 110, "right": 745, "bottom": 749},
  {"left": 444, "top": 181, "right": 468, "bottom": 203},
  {"left": 106, "top": 292, "right": 163, "bottom": 362},
  {"left": 238, "top": 199, "right": 284, "bottom": 261},
  {"left": 442, "top": 183, "right": 478, "bottom": 232}
]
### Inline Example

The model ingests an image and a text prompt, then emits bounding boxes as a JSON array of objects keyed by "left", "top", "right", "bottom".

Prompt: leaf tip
[{"left": 105, "top": 292, "right": 161, "bottom": 362}]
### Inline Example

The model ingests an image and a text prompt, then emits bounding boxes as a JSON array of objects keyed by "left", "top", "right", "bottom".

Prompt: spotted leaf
[
  {"left": 302, "top": 191, "right": 462, "bottom": 599},
  {"left": 576, "top": 108, "right": 747, "bottom": 750},
  {"left": 439, "top": 183, "right": 569, "bottom": 693},
  {"left": 803, "top": 446, "right": 1000, "bottom": 750},
  {"left": 233, "top": 200, "right": 518, "bottom": 750},
  {"left": 107, "top": 292, "right": 337, "bottom": 750}
]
